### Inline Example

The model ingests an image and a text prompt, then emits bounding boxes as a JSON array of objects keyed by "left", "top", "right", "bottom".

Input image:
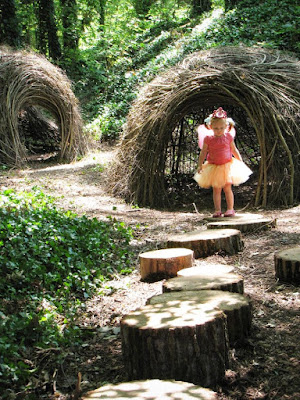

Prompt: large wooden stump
[
  {"left": 147, "top": 291, "right": 252, "bottom": 346},
  {"left": 274, "top": 247, "right": 300, "bottom": 284},
  {"left": 178, "top": 263, "right": 235, "bottom": 277},
  {"left": 163, "top": 272, "right": 244, "bottom": 294},
  {"left": 167, "top": 228, "right": 243, "bottom": 258},
  {"left": 121, "top": 298, "right": 229, "bottom": 387},
  {"left": 81, "top": 379, "right": 218, "bottom": 399},
  {"left": 206, "top": 213, "right": 276, "bottom": 234},
  {"left": 139, "top": 248, "right": 194, "bottom": 280}
]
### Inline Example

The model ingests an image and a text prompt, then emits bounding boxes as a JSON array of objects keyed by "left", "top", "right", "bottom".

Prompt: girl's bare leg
[
  {"left": 223, "top": 183, "right": 234, "bottom": 211},
  {"left": 213, "top": 187, "right": 222, "bottom": 212}
]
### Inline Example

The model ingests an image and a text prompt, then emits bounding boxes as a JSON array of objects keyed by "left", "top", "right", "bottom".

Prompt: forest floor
[{"left": 2, "top": 146, "right": 300, "bottom": 400}]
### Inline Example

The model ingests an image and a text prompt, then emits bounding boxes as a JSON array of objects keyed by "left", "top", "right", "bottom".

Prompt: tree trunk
[
  {"left": 191, "top": 0, "right": 212, "bottom": 16},
  {"left": 139, "top": 248, "right": 194, "bottom": 281},
  {"left": 0, "top": 0, "right": 21, "bottom": 47},
  {"left": 274, "top": 247, "right": 300, "bottom": 284},
  {"left": 147, "top": 290, "right": 252, "bottom": 346},
  {"left": 163, "top": 272, "right": 244, "bottom": 294},
  {"left": 60, "top": 0, "right": 79, "bottom": 51},
  {"left": 167, "top": 228, "right": 244, "bottom": 258},
  {"left": 121, "top": 299, "right": 229, "bottom": 387}
]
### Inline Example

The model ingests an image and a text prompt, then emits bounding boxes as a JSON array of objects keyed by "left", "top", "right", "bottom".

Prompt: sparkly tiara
[{"left": 212, "top": 107, "right": 227, "bottom": 119}]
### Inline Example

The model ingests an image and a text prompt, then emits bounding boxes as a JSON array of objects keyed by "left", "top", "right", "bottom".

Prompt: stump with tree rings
[
  {"left": 81, "top": 379, "right": 218, "bottom": 400},
  {"left": 177, "top": 263, "right": 235, "bottom": 277},
  {"left": 163, "top": 273, "right": 244, "bottom": 294},
  {"left": 121, "top": 299, "right": 229, "bottom": 387},
  {"left": 206, "top": 213, "right": 276, "bottom": 234},
  {"left": 139, "top": 248, "right": 194, "bottom": 281},
  {"left": 147, "top": 291, "right": 252, "bottom": 346},
  {"left": 167, "top": 228, "right": 244, "bottom": 258},
  {"left": 274, "top": 247, "right": 300, "bottom": 284}
]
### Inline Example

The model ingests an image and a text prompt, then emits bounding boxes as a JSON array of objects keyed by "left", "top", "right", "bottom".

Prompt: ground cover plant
[{"left": 0, "top": 187, "right": 134, "bottom": 393}]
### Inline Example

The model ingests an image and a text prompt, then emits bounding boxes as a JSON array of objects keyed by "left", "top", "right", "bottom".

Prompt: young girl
[{"left": 194, "top": 107, "right": 252, "bottom": 217}]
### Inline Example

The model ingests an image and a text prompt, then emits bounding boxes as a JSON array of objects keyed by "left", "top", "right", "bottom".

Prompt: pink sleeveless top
[{"left": 204, "top": 133, "right": 233, "bottom": 165}]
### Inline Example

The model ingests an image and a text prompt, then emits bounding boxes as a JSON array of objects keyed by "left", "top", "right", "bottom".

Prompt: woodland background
[{"left": 0, "top": 0, "right": 299, "bottom": 398}]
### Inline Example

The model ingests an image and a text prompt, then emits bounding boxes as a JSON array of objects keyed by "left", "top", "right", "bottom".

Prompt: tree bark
[
  {"left": 121, "top": 299, "right": 229, "bottom": 387},
  {"left": 0, "top": 0, "right": 21, "bottom": 47},
  {"left": 139, "top": 248, "right": 194, "bottom": 281},
  {"left": 274, "top": 247, "right": 300, "bottom": 284},
  {"left": 147, "top": 290, "right": 252, "bottom": 346},
  {"left": 167, "top": 228, "right": 244, "bottom": 258}
]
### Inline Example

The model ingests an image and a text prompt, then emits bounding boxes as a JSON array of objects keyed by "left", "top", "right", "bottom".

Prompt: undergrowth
[{"left": 0, "top": 187, "right": 134, "bottom": 390}]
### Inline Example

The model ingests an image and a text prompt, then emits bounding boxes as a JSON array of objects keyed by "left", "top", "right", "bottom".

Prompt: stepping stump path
[
  {"left": 205, "top": 213, "right": 276, "bottom": 233},
  {"left": 121, "top": 297, "right": 229, "bottom": 387},
  {"left": 139, "top": 248, "right": 194, "bottom": 280},
  {"left": 147, "top": 290, "right": 252, "bottom": 346},
  {"left": 178, "top": 263, "right": 235, "bottom": 277},
  {"left": 274, "top": 246, "right": 300, "bottom": 284},
  {"left": 163, "top": 272, "right": 244, "bottom": 294},
  {"left": 167, "top": 228, "right": 243, "bottom": 258},
  {"left": 81, "top": 379, "right": 218, "bottom": 400}
]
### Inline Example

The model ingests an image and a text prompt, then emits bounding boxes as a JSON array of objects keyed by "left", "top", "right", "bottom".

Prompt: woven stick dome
[
  {"left": 111, "top": 46, "right": 300, "bottom": 208},
  {"left": 0, "top": 47, "right": 87, "bottom": 166}
]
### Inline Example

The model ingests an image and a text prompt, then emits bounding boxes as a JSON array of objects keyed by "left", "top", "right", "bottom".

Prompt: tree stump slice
[
  {"left": 121, "top": 299, "right": 229, "bottom": 387},
  {"left": 167, "top": 228, "right": 243, "bottom": 258},
  {"left": 178, "top": 263, "right": 235, "bottom": 277},
  {"left": 274, "top": 247, "right": 300, "bottom": 284},
  {"left": 206, "top": 213, "right": 276, "bottom": 234},
  {"left": 139, "top": 248, "right": 194, "bottom": 280},
  {"left": 147, "top": 291, "right": 252, "bottom": 346},
  {"left": 163, "top": 273, "right": 244, "bottom": 294},
  {"left": 81, "top": 379, "right": 218, "bottom": 399}
]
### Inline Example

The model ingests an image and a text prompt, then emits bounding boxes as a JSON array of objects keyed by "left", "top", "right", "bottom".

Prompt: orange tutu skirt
[{"left": 194, "top": 158, "right": 252, "bottom": 189}]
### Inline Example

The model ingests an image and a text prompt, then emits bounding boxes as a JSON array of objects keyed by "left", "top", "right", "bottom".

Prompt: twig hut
[
  {"left": 0, "top": 46, "right": 87, "bottom": 166},
  {"left": 111, "top": 46, "right": 300, "bottom": 208}
]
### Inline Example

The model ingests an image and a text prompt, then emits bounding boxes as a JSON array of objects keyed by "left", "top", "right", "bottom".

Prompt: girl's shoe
[
  {"left": 212, "top": 211, "right": 223, "bottom": 218},
  {"left": 224, "top": 209, "right": 236, "bottom": 217}
]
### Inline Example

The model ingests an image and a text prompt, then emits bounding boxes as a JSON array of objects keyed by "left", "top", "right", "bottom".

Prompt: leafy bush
[{"left": 0, "top": 188, "right": 134, "bottom": 388}]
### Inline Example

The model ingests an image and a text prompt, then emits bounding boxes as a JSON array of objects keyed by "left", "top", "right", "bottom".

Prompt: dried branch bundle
[
  {"left": 110, "top": 46, "right": 300, "bottom": 208},
  {"left": 0, "top": 46, "right": 88, "bottom": 166}
]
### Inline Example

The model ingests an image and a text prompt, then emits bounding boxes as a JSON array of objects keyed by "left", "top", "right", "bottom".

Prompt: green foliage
[{"left": 0, "top": 187, "right": 134, "bottom": 388}]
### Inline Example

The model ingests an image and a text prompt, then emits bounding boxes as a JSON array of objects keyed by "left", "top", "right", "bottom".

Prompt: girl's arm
[
  {"left": 231, "top": 141, "right": 242, "bottom": 161},
  {"left": 197, "top": 143, "right": 208, "bottom": 172}
]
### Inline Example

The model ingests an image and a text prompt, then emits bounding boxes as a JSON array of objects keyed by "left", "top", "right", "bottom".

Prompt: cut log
[
  {"left": 81, "top": 379, "right": 218, "bottom": 399},
  {"left": 163, "top": 273, "right": 244, "bottom": 294},
  {"left": 121, "top": 298, "right": 229, "bottom": 387},
  {"left": 206, "top": 213, "right": 276, "bottom": 234},
  {"left": 139, "top": 248, "right": 194, "bottom": 281},
  {"left": 167, "top": 228, "right": 243, "bottom": 258},
  {"left": 178, "top": 263, "right": 234, "bottom": 277},
  {"left": 147, "top": 291, "right": 252, "bottom": 346},
  {"left": 274, "top": 247, "right": 300, "bottom": 284}
]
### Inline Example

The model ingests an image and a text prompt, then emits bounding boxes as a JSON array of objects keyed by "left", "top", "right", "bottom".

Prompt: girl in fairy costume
[{"left": 194, "top": 107, "right": 252, "bottom": 217}]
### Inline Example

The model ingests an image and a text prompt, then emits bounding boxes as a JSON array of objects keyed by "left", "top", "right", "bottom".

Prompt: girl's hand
[{"left": 197, "top": 166, "right": 202, "bottom": 174}]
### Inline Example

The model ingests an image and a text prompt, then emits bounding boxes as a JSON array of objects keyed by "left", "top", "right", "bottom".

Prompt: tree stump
[
  {"left": 121, "top": 299, "right": 229, "bottom": 387},
  {"left": 274, "top": 247, "right": 300, "bottom": 284},
  {"left": 206, "top": 213, "right": 276, "bottom": 234},
  {"left": 167, "top": 228, "right": 243, "bottom": 258},
  {"left": 163, "top": 273, "right": 244, "bottom": 294},
  {"left": 147, "top": 291, "right": 252, "bottom": 346},
  {"left": 139, "top": 248, "right": 194, "bottom": 281},
  {"left": 81, "top": 379, "right": 218, "bottom": 400},
  {"left": 178, "top": 263, "right": 234, "bottom": 277}
]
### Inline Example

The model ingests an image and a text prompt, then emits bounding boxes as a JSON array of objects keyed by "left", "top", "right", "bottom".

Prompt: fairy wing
[{"left": 197, "top": 124, "right": 236, "bottom": 149}]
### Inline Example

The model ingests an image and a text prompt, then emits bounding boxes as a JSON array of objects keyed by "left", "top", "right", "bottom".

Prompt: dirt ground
[{"left": 1, "top": 147, "right": 300, "bottom": 400}]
